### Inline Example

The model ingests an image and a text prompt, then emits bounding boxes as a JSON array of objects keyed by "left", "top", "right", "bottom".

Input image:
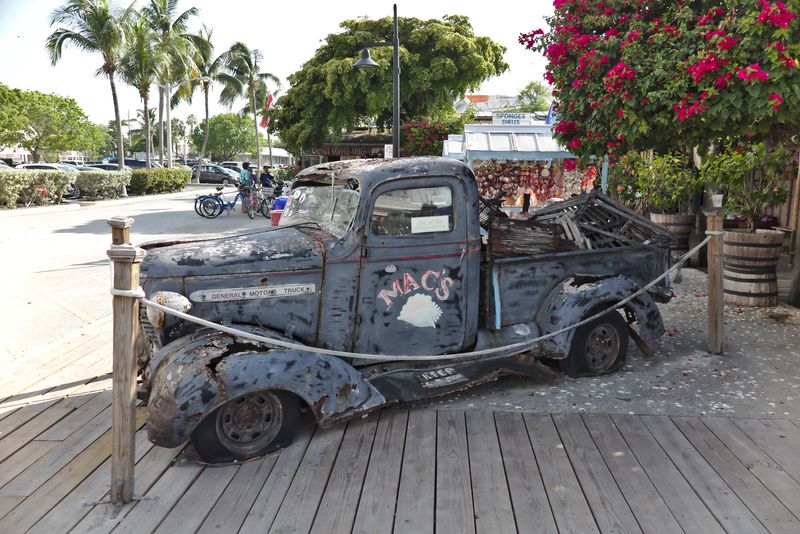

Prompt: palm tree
[
  {"left": 119, "top": 15, "right": 165, "bottom": 167},
  {"left": 129, "top": 107, "right": 157, "bottom": 155},
  {"left": 46, "top": 0, "right": 133, "bottom": 174},
  {"left": 142, "top": 0, "right": 198, "bottom": 167},
  {"left": 174, "top": 25, "right": 225, "bottom": 181},
  {"left": 240, "top": 85, "right": 281, "bottom": 167},
  {"left": 219, "top": 42, "right": 279, "bottom": 171}
]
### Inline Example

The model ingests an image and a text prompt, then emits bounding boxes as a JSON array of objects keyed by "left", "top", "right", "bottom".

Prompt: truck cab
[{"left": 138, "top": 157, "right": 673, "bottom": 463}]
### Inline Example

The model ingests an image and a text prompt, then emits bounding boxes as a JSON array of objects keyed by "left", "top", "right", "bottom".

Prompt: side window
[{"left": 371, "top": 185, "right": 453, "bottom": 236}]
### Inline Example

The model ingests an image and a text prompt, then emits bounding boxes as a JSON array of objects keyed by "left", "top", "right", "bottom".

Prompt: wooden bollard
[
  {"left": 705, "top": 210, "right": 724, "bottom": 354},
  {"left": 106, "top": 217, "right": 146, "bottom": 505}
]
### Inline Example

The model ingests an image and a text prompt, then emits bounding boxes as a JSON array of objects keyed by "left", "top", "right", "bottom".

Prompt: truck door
[{"left": 355, "top": 176, "right": 473, "bottom": 355}]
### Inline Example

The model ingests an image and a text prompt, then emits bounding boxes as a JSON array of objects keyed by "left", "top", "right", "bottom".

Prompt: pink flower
[
  {"left": 616, "top": 109, "right": 624, "bottom": 118},
  {"left": 555, "top": 121, "right": 577, "bottom": 134},
  {"left": 687, "top": 54, "right": 728, "bottom": 83},
  {"left": 758, "top": 1, "right": 796, "bottom": 28},
  {"left": 768, "top": 92, "right": 784, "bottom": 110},
  {"left": 604, "top": 62, "right": 636, "bottom": 93},
  {"left": 545, "top": 42, "right": 569, "bottom": 64},
  {"left": 563, "top": 159, "right": 578, "bottom": 171},
  {"left": 737, "top": 64, "right": 769, "bottom": 82},
  {"left": 568, "top": 137, "right": 582, "bottom": 150},
  {"left": 714, "top": 72, "right": 733, "bottom": 89},
  {"left": 717, "top": 36, "right": 738, "bottom": 50},
  {"left": 604, "top": 27, "right": 620, "bottom": 39}
]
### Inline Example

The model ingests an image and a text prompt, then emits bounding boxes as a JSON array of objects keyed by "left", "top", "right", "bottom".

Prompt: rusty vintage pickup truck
[{"left": 137, "top": 157, "right": 674, "bottom": 462}]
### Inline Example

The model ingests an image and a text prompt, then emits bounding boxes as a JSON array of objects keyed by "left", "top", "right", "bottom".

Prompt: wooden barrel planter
[
  {"left": 650, "top": 213, "right": 694, "bottom": 262},
  {"left": 723, "top": 229, "right": 784, "bottom": 307}
]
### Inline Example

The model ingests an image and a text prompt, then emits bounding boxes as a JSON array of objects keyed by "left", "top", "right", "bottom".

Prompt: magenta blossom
[{"left": 737, "top": 64, "right": 769, "bottom": 82}]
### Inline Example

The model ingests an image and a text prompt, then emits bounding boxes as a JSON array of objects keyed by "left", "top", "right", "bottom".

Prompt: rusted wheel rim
[
  {"left": 215, "top": 391, "right": 283, "bottom": 456},
  {"left": 584, "top": 323, "right": 620, "bottom": 373}
]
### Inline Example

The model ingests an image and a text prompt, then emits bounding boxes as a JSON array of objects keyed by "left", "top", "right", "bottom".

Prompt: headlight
[{"left": 146, "top": 291, "right": 192, "bottom": 329}]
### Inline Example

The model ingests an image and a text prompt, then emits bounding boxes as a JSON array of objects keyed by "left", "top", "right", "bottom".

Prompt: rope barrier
[{"left": 128, "top": 235, "right": 713, "bottom": 362}]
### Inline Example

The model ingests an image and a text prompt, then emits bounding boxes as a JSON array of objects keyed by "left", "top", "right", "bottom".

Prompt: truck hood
[{"left": 140, "top": 227, "right": 328, "bottom": 278}]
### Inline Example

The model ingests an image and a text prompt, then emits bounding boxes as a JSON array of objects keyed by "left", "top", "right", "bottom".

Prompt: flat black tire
[
  {"left": 561, "top": 310, "right": 628, "bottom": 378},
  {"left": 191, "top": 390, "right": 300, "bottom": 463},
  {"left": 199, "top": 197, "right": 222, "bottom": 218}
]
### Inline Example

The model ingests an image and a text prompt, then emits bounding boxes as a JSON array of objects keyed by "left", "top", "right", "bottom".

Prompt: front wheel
[
  {"left": 561, "top": 310, "right": 628, "bottom": 378},
  {"left": 191, "top": 390, "right": 300, "bottom": 463},
  {"left": 259, "top": 197, "right": 273, "bottom": 218},
  {"left": 199, "top": 197, "right": 222, "bottom": 218}
]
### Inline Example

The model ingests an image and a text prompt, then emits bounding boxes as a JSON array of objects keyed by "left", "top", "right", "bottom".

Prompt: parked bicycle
[{"left": 195, "top": 185, "right": 259, "bottom": 219}]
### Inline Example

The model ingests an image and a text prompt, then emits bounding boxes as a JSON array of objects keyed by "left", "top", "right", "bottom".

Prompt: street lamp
[
  {"left": 352, "top": 4, "right": 400, "bottom": 159},
  {"left": 158, "top": 76, "right": 210, "bottom": 168}
]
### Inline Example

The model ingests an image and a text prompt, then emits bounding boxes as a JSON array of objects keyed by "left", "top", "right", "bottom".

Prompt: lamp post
[
  {"left": 352, "top": 4, "right": 400, "bottom": 159},
  {"left": 158, "top": 76, "right": 210, "bottom": 168}
]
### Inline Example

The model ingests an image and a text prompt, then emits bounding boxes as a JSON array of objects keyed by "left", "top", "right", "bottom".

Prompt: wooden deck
[{"left": 4, "top": 319, "right": 800, "bottom": 533}]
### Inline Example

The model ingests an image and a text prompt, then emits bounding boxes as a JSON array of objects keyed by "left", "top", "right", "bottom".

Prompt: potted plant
[
  {"left": 636, "top": 152, "right": 704, "bottom": 259},
  {"left": 700, "top": 142, "right": 790, "bottom": 306}
]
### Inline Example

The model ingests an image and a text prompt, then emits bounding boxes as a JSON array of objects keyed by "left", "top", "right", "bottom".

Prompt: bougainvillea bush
[{"left": 521, "top": 1, "right": 800, "bottom": 157}]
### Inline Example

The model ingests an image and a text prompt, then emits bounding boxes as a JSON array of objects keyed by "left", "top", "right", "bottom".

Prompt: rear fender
[
  {"left": 146, "top": 326, "right": 386, "bottom": 448},
  {"left": 535, "top": 275, "right": 664, "bottom": 359}
]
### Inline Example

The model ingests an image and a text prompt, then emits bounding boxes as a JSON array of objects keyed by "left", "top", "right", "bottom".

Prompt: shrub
[
  {"left": 128, "top": 168, "right": 191, "bottom": 195},
  {"left": 272, "top": 165, "right": 300, "bottom": 182},
  {"left": 0, "top": 169, "right": 73, "bottom": 208},
  {"left": 74, "top": 171, "right": 131, "bottom": 200},
  {"left": 635, "top": 152, "right": 703, "bottom": 213}
]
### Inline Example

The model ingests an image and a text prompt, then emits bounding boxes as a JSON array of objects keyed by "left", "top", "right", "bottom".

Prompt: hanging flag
[
  {"left": 259, "top": 93, "right": 275, "bottom": 128},
  {"left": 544, "top": 102, "right": 559, "bottom": 125}
]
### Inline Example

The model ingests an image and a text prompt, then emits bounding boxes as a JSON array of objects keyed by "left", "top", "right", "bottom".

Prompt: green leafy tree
[
  {"left": 513, "top": 80, "right": 551, "bottom": 112},
  {"left": 120, "top": 14, "right": 165, "bottom": 166},
  {"left": 521, "top": 1, "right": 800, "bottom": 157},
  {"left": 273, "top": 14, "right": 508, "bottom": 154},
  {"left": 0, "top": 88, "right": 105, "bottom": 162},
  {"left": 218, "top": 42, "right": 280, "bottom": 170},
  {"left": 0, "top": 84, "right": 26, "bottom": 143},
  {"left": 46, "top": 0, "right": 133, "bottom": 170},
  {"left": 190, "top": 113, "right": 262, "bottom": 162},
  {"left": 142, "top": 0, "right": 198, "bottom": 165}
]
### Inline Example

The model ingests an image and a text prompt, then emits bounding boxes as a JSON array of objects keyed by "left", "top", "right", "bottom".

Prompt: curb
[{"left": 0, "top": 203, "right": 82, "bottom": 218}]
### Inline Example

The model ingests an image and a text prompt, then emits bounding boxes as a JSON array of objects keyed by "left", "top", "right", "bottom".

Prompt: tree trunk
[
  {"left": 143, "top": 97, "right": 151, "bottom": 168},
  {"left": 109, "top": 73, "right": 127, "bottom": 197},
  {"left": 251, "top": 85, "right": 260, "bottom": 171},
  {"left": 158, "top": 86, "right": 164, "bottom": 166},
  {"left": 195, "top": 86, "right": 211, "bottom": 184},
  {"left": 791, "top": 230, "right": 800, "bottom": 306}
]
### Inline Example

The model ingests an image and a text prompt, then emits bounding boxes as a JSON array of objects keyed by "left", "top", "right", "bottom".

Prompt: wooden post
[
  {"left": 705, "top": 210, "right": 724, "bottom": 354},
  {"left": 106, "top": 217, "right": 146, "bottom": 505}
]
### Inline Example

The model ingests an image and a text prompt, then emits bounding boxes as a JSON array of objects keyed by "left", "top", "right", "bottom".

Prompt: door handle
[{"left": 459, "top": 244, "right": 467, "bottom": 264}]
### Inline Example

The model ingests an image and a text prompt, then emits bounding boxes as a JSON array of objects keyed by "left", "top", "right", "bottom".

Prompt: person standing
[
  {"left": 259, "top": 165, "right": 274, "bottom": 187},
  {"left": 239, "top": 162, "right": 254, "bottom": 187}
]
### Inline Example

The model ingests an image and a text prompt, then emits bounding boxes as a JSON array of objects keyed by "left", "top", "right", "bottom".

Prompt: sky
[{"left": 0, "top": 0, "right": 551, "bottom": 126}]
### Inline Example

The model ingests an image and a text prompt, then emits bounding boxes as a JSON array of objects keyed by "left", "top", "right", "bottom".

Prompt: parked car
[
  {"left": 191, "top": 164, "right": 241, "bottom": 185},
  {"left": 0, "top": 160, "right": 9, "bottom": 168},
  {"left": 16, "top": 163, "right": 79, "bottom": 172},
  {"left": 87, "top": 163, "right": 133, "bottom": 171},
  {"left": 106, "top": 158, "right": 162, "bottom": 169},
  {"left": 58, "top": 160, "right": 85, "bottom": 167},
  {"left": 219, "top": 161, "right": 245, "bottom": 172}
]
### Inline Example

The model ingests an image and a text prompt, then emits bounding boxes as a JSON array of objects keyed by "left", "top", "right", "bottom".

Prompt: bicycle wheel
[
  {"left": 259, "top": 197, "right": 273, "bottom": 218},
  {"left": 200, "top": 197, "right": 223, "bottom": 218},
  {"left": 194, "top": 196, "right": 203, "bottom": 216},
  {"left": 243, "top": 194, "right": 256, "bottom": 219}
]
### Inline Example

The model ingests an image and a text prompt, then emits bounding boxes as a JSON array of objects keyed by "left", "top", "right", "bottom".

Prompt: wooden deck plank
[
  {"left": 673, "top": 416, "right": 800, "bottom": 533},
  {"left": 553, "top": 413, "right": 642, "bottom": 534},
  {"left": 351, "top": 409, "right": 408, "bottom": 534},
  {"left": 155, "top": 465, "right": 239, "bottom": 533},
  {"left": 0, "top": 409, "right": 143, "bottom": 534},
  {"left": 310, "top": 416, "right": 380, "bottom": 534},
  {"left": 36, "top": 388, "right": 112, "bottom": 440},
  {"left": 0, "top": 402, "right": 75, "bottom": 463},
  {"left": 393, "top": 409, "right": 436, "bottom": 534},
  {"left": 582, "top": 414, "right": 681, "bottom": 534},
  {"left": 702, "top": 416, "right": 800, "bottom": 519},
  {"left": 0, "top": 405, "right": 113, "bottom": 497},
  {"left": 465, "top": 411, "right": 516, "bottom": 534},
  {"left": 732, "top": 418, "right": 800, "bottom": 483},
  {"left": 494, "top": 411, "right": 557, "bottom": 534},
  {"left": 69, "top": 440, "right": 185, "bottom": 534},
  {"left": 0, "top": 441, "right": 57, "bottom": 490},
  {"left": 0, "top": 400, "right": 57, "bottom": 438},
  {"left": 197, "top": 455, "right": 279, "bottom": 533},
  {"left": 26, "top": 430, "right": 153, "bottom": 534},
  {"left": 435, "top": 410, "right": 475, "bottom": 534},
  {"left": 109, "top": 463, "right": 204, "bottom": 534},
  {"left": 237, "top": 426, "right": 314, "bottom": 534},
  {"left": 611, "top": 414, "right": 724, "bottom": 533},
  {"left": 0, "top": 496, "right": 23, "bottom": 520},
  {"left": 641, "top": 415, "right": 767, "bottom": 533},
  {"left": 267, "top": 424, "right": 346, "bottom": 534},
  {"left": 759, "top": 418, "right": 800, "bottom": 456},
  {"left": 523, "top": 414, "right": 598, "bottom": 534}
]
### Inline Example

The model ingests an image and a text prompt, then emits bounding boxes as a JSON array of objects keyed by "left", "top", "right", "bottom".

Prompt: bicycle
[{"left": 195, "top": 185, "right": 258, "bottom": 219}]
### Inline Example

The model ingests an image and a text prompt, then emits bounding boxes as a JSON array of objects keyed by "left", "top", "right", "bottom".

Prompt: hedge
[
  {"left": 128, "top": 168, "right": 191, "bottom": 195},
  {"left": 0, "top": 169, "right": 73, "bottom": 208},
  {"left": 74, "top": 171, "right": 131, "bottom": 200}
]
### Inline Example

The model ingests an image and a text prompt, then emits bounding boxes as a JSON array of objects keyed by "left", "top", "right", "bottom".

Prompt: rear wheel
[
  {"left": 561, "top": 310, "right": 628, "bottom": 378},
  {"left": 243, "top": 194, "right": 256, "bottom": 219},
  {"left": 259, "top": 197, "right": 273, "bottom": 218},
  {"left": 199, "top": 197, "right": 222, "bottom": 218},
  {"left": 192, "top": 390, "right": 300, "bottom": 463}
]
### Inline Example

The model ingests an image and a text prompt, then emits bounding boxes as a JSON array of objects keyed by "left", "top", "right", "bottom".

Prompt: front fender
[
  {"left": 535, "top": 275, "right": 665, "bottom": 359},
  {"left": 146, "top": 327, "right": 386, "bottom": 448}
]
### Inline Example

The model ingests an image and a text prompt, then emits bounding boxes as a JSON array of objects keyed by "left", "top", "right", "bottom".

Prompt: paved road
[{"left": 0, "top": 187, "right": 269, "bottom": 360}]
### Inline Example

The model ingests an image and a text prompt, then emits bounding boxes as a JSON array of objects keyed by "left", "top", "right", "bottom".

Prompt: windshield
[{"left": 279, "top": 185, "right": 359, "bottom": 239}]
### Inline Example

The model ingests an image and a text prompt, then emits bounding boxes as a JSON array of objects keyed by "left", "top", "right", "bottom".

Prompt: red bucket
[{"left": 271, "top": 210, "right": 283, "bottom": 226}]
